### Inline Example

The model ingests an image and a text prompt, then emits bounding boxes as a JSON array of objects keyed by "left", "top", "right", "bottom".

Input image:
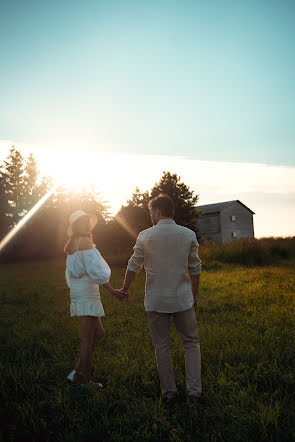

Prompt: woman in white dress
[{"left": 64, "top": 210, "right": 126, "bottom": 387}]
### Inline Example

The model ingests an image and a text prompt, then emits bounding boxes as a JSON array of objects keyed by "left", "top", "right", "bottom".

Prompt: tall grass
[
  {"left": 200, "top": 237, "right": 295, "bottom": 268},
  {"left": 103, "top": 237, "right": 295, "bottom": 269}
]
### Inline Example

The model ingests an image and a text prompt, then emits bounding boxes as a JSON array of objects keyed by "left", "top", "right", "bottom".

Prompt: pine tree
[
  {"left": 0, "top": 168, "right": 10, "bottom": 238},
  {"left": 23, "top": 153, "right": 51, "bottom": 210},
  {"left": 2, "top": 146, "right": 26, "bottom": 226},
  {"left": 115, "top": 187, "right": 151, "bottom": 237},
  {"left": 127, "top": 187, "right": 150, "bottom": 209}
]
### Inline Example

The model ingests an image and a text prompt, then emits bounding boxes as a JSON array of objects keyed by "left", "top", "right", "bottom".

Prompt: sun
[
  {"left": 35, "top": 148, "right": 128, "bottom": 213},
  {"left": 37, "top": 149, "right": 106, "bottom": 189}
]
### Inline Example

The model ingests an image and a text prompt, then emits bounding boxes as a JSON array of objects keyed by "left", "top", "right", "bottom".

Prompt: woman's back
[
  {"left": 67, "top": 236, "right": 93, "bottom": 255},
  {"left": 66, "top": 237, "right": 110, "bottom": 285}
]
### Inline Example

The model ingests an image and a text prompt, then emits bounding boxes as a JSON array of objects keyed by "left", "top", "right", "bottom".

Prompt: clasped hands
[{"left": 111, "top": 286, "right": 130, "bottom": 302}]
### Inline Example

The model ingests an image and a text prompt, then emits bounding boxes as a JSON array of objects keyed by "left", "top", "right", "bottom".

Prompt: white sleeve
[
  {"left": 188, "top": 234, "right": 202, "bottom": 275},
  {"left": 83, "top": 249, "right": 111, "bottom": 284},
  {"left": 127, "top": 232, "right": 144, "bottom": 273},
  {"left": 65, "top": 266, "right": 71, "bottom": 288}
]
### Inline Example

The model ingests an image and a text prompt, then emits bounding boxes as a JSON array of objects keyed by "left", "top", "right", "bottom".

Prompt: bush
[{"left": 200, "top": 237, "right": 295, "bottom": 268}]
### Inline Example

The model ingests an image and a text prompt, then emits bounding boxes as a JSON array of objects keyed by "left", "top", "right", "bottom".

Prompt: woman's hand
[
  {"left": 112, "top": 288, "right": 128, "bottom": 301},
  {"left": 103, "top": 283, "right": 129, "bottom": 301}
]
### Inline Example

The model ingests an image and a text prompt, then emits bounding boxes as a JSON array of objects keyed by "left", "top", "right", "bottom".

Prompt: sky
[{"left": 0, "top": 0, "right": 294, "bottom": 237}]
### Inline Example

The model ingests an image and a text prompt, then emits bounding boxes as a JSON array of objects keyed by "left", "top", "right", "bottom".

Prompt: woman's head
[
  {"left": 72, "top": 215, "right": 91, "bottom": 236},
  {"left": 66, "top": 210, "right": 97, "bottom": 237},
  {"left": 64, "top": 210, "right": 97, "bottom": 254}
]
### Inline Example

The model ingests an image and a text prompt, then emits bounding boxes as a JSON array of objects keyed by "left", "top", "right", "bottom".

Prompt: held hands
[
  {"left": 103, "top": 283, "right": 129, "bottom": 302},
  {"left": 119, "top": 287, "right": 130, "bottom": 301},
  {"left": 111, "top": 287, "right": 129, "bottom": 302},
  {"left": 112, "top": 289, "right": 128, "bottom": 301}
]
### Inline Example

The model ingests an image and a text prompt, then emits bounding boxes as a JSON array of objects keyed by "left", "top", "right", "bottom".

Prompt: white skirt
[{"left": 70, "top": 274, "right": 105, "bottom": 317}]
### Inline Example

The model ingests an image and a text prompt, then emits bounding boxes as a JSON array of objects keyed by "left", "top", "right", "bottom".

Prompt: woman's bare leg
[
  {"left": 74, "top": 319, "right": 104, "bottom": 377},
  {"left": 92, "top": 318, "right": 105, "bottom": 352},
  {"left": 74, "top": 316, "right": 98, "bottom": 383}
]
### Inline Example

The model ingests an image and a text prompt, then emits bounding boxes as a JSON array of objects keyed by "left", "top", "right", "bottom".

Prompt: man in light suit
[{"left": 121, "top": 194, "right": 202, "bottom": 404}]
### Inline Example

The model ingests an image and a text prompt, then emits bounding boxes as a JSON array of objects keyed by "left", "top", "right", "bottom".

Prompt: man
[{"left": 121, "top": 194, "right": 202, "bottom": 404}]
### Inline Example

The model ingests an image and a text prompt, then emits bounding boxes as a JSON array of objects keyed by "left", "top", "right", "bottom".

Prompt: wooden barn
[{"left": 195, "top": 200, "right": 255, "bottom": 242}]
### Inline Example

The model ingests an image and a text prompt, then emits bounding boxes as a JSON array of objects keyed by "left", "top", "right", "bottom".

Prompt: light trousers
[{"left": 147, "top": 307, "right": 202, "bottom": 397}]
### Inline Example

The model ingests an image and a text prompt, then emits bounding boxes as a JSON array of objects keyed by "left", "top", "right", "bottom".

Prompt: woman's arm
[{"left": 102, "top": 283, "right": 128, "bottom": 301}]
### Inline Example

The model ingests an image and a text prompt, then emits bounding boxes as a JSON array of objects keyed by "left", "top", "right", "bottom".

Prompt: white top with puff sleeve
[{"left": 65, "top": 248, "right": 111, "bottom": 288}]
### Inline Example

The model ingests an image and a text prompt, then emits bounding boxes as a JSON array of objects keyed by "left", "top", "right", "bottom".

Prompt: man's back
[{"left": 127, "top": 219, "right": 202, "bottom": 313}]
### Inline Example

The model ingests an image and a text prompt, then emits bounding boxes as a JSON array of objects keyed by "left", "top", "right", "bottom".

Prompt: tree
[
  {"left": 127, "top": 187, "right": 150, "bottom": 210},
  {"left": 115, "top": 187, "right": 151, "bottom": 235},
  {"left": 0, "top": 170, "right": 10, "bottom": 239},
  {"left": 150, "top": 171, "right": 200, "bottom": 231},
  {"left": 24, "top": 153, "right": 51, "bottom": 210},
  {"left": 2, "top": 146, "right": 26, "bottom": 227},
  {"left": 109, "top": 172, "right": 201, "bottom": 254}
]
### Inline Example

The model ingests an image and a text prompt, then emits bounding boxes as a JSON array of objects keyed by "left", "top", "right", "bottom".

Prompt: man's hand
[
  {"left": 190, "top": 274, "right": 200, "bottom": 310},
  {"left": 112, "top": 289, "right": 128, "bottom": 302},
  {"left": 120, "top": 288, "right": 130, "bottom": 299}
]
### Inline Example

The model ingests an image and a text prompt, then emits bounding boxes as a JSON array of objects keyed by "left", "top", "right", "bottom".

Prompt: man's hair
[{"left": 149, "top": 194, "right": 175, "bottom": 218}]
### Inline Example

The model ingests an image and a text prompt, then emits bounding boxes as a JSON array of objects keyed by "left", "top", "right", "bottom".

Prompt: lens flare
[
  {"left": 115, "top": 214, "right": 137, "bottom": 240},
  {"left": 0, "top": 186, "right": 56, "bottom": 253}
]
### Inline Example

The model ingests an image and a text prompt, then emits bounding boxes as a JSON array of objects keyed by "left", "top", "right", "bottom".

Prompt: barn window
[
  {"left": 231, "top": 215, "right": 236, "bottom": 221},
  {"left": 232, "top": 232, "right": 238, "bottom": 238}
]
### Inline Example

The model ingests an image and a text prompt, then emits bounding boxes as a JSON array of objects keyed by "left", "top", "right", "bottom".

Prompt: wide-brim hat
[{"left": 67, "top": 209, "right": 98, "bottom": 237}]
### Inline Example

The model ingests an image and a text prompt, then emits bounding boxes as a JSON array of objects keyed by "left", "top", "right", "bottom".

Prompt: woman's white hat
[{"left": 67, "top": 209, "right": 98, "bottom": 237}]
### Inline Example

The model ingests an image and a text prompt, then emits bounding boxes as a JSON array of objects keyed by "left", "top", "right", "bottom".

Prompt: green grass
[{"left": 0, "top": 257, "right": 295, "bottom": 441}]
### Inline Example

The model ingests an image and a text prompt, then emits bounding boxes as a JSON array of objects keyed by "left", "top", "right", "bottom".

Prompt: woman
[{"left": 64, "top": 209, "right": 126, "bottom": 388}]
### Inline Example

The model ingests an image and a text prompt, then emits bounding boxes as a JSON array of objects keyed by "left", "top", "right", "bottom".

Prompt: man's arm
[
  {"left": 188, "top": 234, "right": 202, "bottom": 307},
  {"left": 190, "top": 274, "right": 200, "bottom": 306},
  {"left": 120, "top": 233, "right": 144, "bottom": 295},
  {"left": 121, "top": 269, "right": 137, "bottom": 293}
]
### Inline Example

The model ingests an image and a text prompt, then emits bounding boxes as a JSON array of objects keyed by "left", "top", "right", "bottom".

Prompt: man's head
[{"left": 148, "top": 194, "right": 175, "bottom": 225}]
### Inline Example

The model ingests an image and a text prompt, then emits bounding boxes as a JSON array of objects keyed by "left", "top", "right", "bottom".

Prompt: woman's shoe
[
  {"left": 67, "top": 370, "right": 88, "bottom": 386},
  {"left": 67, "top": 371, "right": 103, "bottom": 390},
  {"left": 67, "top": 369, "right": 76, "bottom": 382}
]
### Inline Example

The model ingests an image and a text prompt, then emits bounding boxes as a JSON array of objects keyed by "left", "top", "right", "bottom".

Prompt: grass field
[{"left": 0, "top": 254, "right": 295, "bottom": 441}]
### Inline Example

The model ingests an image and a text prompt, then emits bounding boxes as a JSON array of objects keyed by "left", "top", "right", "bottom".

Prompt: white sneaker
[{"left": 67, "top": 369, "right": 76, "bottom": 382}]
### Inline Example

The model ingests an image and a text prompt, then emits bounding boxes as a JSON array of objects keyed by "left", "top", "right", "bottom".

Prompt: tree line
[{"left": 0, "top": 147, "right": 200, "bottom": 261}]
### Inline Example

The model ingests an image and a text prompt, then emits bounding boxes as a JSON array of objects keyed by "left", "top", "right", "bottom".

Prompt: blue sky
[
  {"left": 1, "top": 0, "right": 295, "bottom": 237},
  {"left": 0, "top": 0, "right": 294, "bottom": 165}
]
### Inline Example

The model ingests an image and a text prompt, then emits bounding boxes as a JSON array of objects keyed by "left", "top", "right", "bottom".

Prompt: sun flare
[
  {"left": 38, "top": 149, "right": 121, "bottom": 193},
  {"left": 34, "top": 149, "right": 133, "bottom": 214}
]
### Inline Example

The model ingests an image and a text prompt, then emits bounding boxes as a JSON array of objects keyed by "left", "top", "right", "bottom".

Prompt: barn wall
[
  {"left": 220, "top": 203, "right": 254, "bottom": 242},
  {"left": 198, "top": 212, "right": 222, "bottom": 241}
]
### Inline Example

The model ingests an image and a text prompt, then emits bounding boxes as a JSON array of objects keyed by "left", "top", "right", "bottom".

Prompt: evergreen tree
[
  {"left": 115, "top": 187, "right": 151, "bottom": 237},
  {"left": 0, "top": 168, "right": 10, "bottom": 239},
  {"left": 127, "top": 187, "right": 150, "bottom": 210},
  {"left": 23, "top": 153, "right": 51, "bottom": 210},
  {"left": 2, "top": 146, "right": 26, "bottom": 227}
]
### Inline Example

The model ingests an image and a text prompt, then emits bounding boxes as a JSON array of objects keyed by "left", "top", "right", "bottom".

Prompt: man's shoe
[
  {"left": 163, "top": 392, "right": 177, "bottom": 406},
  {"left": 187, "top": 394, "right": 204, "bottom": 406}
]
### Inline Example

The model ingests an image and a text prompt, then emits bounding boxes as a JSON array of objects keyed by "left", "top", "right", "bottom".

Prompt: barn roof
[{"left": 196, "top": 200, "right": 255, "bottom": 215}]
